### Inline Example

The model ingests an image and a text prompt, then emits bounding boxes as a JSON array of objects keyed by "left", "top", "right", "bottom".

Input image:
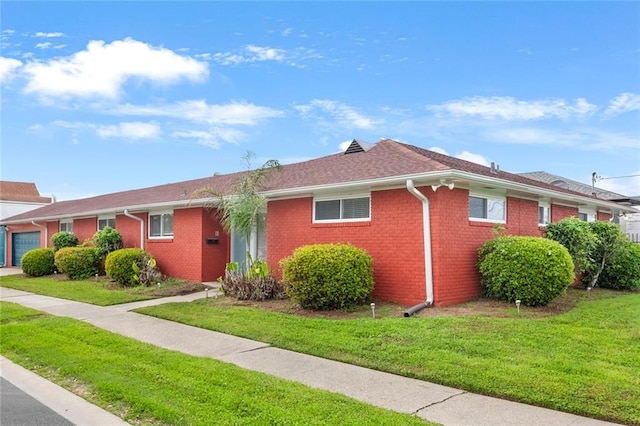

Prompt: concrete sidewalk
[{"left": 0, "top": 283, "right": 620, "bottom": 426}]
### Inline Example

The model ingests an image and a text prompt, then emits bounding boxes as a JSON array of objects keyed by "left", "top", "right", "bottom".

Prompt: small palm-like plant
[{"left": 194, "top": 150, "right": 282, "bottom": 266}]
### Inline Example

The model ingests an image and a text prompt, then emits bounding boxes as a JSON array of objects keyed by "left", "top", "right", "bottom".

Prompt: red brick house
[{"left": 2, "top": 139, "right": 634, "bottom": 306}]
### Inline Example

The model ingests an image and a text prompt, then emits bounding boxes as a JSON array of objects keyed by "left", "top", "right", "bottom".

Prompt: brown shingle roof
[
  {"left": 0, "top": 139, "right": 621, "bottom": 222},
  {"left": 0, "top": 181, "right": 52, "bottom": 203}
]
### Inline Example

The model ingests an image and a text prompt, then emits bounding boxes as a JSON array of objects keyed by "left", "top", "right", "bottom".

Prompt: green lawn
[
  {"left": 0, "top": 302, "right": 433, "bottom": 426},
  {"left": 0, "top": 274, "right": 198, "bottom": 306},
  {"left": 135, "top": 292, "right": 640, "bottom": 425}
]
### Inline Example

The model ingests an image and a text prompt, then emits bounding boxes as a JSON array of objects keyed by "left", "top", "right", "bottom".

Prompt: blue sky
[{"left": 1, "top": 1, "right": 639, "bottom": 201}]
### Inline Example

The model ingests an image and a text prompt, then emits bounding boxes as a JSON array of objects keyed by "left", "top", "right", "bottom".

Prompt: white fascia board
[
  {"left": 451, "top": 171, "right": 637, "bottom": 214},
  {"left": 261, "top": 171, "right": 455, "bottom": 199},
  {"left": 261, "top": 170, "right": 635, "bottom": 214},
  {"left": 2, "top": 199, "right": 203, "bottom": 225}
]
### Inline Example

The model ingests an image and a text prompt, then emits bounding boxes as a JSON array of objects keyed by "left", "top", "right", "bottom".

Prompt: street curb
[{"left": 0, "top": 356, "right": 129, "bottom": 426}]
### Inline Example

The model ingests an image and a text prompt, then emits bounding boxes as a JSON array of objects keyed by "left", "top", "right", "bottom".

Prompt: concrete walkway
[{"left": 0, "top": 273, "right": 621, "bottom": 425}]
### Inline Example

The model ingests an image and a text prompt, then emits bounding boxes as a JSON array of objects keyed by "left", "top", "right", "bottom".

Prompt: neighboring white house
[
  {"left": 520, "top": 172, "right": 640, "bottom": 242},
  {"left": 0, "top": 181, "right": 52, "bottom": 266}
]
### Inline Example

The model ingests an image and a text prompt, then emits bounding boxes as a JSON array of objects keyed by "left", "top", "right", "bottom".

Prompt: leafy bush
[
  {"left": 478, "top": 236, "right": 574, "bottom": 307},
  {"left": 54, "top": 247, "right": 101, "bottom": 280},
  {"left": 281, "top": 243, "right": 374, "bottom": 310},
  {"left": 581, "top": 221, "right": 629, "bottom": 288},
  {"left": 105, "top": 248, "right": 156, "bottom": 286},
  {"left": 597, "top": 241, "right": 640, "bottom": 291},
  {"left": 93, "top": 226, "right": 123, "bottom": 257},
  {"left": 21, "top": 248, "right": 55, "bottom": 277},
  {"left": 545, "top": 217, "right": 597, "bottom": 275},
  {"left": 132, "top": 255, "right": 164, "bottom": 287},
  {"left": 51, "top": 232, "right": 79, "bottom": 252},
  {"left": 219, "top": 260, "right": 286, "bottom": 301}
]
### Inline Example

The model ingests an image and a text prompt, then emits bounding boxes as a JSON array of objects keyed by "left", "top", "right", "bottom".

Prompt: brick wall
[
  {"left": 140, "top": 207, "right": 227, "bottom": 283},
  {"left": 551, "top": 204, "right": 579, "bottom": 222},
  {"left": 267, "top": 190, "right": 427, "bottom": 305},
  {"left": 267, "top": 186, "right": 614, "bottom": 308},
  {"left": 73, "top": 217, "right": 98, "bottom": 243}
]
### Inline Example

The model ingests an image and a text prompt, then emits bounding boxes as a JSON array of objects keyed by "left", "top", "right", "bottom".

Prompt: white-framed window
[
  {"left": 538, "top": 203, "right": 550, "bottom": 226},
  {"left": 149, "top": 210, "right": 174, "bottom": 237},
  {"left": 313, "top": 195, "right": 371, "bottom": 222},
  {"left": 59, "top": 220, "right": 73, "bottom": 233},
  {"left": 98, "top": 216, "right": 116, "bottom": 230},
  {"left": 578, "top": 208, "right": 596, "bottom": 223},
  {"left": 469, "top": 193, "right": 506, "bottom": 223}
]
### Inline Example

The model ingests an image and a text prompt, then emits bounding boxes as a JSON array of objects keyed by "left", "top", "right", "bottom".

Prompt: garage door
[{"left": 12, "top": 231, "right": 41, "bottom": 266}]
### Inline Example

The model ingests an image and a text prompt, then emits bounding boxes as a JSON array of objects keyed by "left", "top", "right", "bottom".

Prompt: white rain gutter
[
  {"left": 2, "top": 226, "right": 8, "bottom": 267},
  {"left": 31, "top": 221, "right": 47, "bottom": 248},
  {"left": 123, "top": 209, "right": 144, "bottom": 250},
  {"left": 404, "top": 179, "right": 434, "bottom": 316}
]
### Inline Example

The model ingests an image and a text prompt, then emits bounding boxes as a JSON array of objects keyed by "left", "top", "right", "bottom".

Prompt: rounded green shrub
[
  {"left": 597, "top": 241, "right": 640, "bottom": 291},
  {"left": 105, "top": 248, "right": 154, "bottom": 286},
  {"left": 21, "top": 248, "right": 55, "bottom": 277},
  {"left": 478, "top": 236, "right": 574, "bottom": 307},
  {"left": 93, "top": 226, "right": 123, "bottom": 257},
  {"left": 51, "top": 232, "right": 79, "bottom": 252},
  {"left": 281, "top": 243, "right": 374, "bottom": 310},
  {"left": 544, "top": 217, "right": 597, "bottom": 275},
  {"left": 54, "top": 247, "right": 101, "bottom": 280}
]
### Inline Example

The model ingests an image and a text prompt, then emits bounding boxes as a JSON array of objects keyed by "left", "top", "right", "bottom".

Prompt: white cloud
[
  {"left": 35, "top": 32, "right": 64, "bottom": 38},
  {"left": 23, "top": 37, "right": 208, "bottom": 99},
  {"left": 282, "top": 28, "right": 293, "bottom": 37},
  {"left": 51, "top": 120, "right": 90, "bottom": 129},
  {"left": 0, "top": 57, "right": 22, "bottom": 83},
  {"left": 295, "top": 99, "right": 380, "bottom": 130},
  {"left": 427, "top": 96, "right": 597, "bottom": 120},
  {"left": 35, "top": 42, "right": 52, "bottom": 49},
  {"left": 488, "top": 127, "right": 638, "bottom": 150},
  {"left": 428, "top": 146, "right": 490, "bottom": 166},
  {"left": 172, "top": 127, "right": 243, "bottom": 148},
  {"left": 456, "top": 151, "right": 491, "bottom": 167},
  {"left": 604, "top": 92, "right": 640, "bottom": 116},
  {"left": 96, "top": 122, "right": 160, "bottom": 139},
  {"left": 212, "top": 44, "right": 286, "bottom": 65},
  {"left": 108, "top": 100, "right": 283, "bottom": 125}
]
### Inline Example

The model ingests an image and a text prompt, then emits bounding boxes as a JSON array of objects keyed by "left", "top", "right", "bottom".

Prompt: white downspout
[
  {"left": 31, "top": 221, "right": 48, "bottom": 248},
  {"left": 123, "top": 209, "right": 144, "bottom": 250},
  {"left": 2, "top": 226, "right": 8, "bottom": 267},
  {"left": 405, "top": 180, "right": 434, "bottom": 315}
]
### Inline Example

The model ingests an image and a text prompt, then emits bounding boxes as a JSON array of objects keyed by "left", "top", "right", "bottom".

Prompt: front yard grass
[
  {"left": 0, "top": 302, "right": 433, "bottom": 426},
  {"left": 0, "top": 273, "right": 205, "bottom": 306},
  {"left": 135, "top": 290, "right": 640, "bottom": 425}
]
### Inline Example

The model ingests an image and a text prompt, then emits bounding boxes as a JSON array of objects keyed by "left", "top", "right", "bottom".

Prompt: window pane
[
  {"left": 150, "top": 215, "right": 161, "bottom": 236},
  {"left": 162, "top": 213, "right": 174, "bottom": 236},
  {"left": 343, "top": 197, "right": 370, "bottom": 219},
  {"left": 487, "top": 199, "right": 505, "bottom": 221},
  {"left": 315, "top": 200, "right": 340, "bottom": 220},
  {"left": 578, "top": 213, "right": 588, "bottom": 222},
  {"left": 469, "top": 197, "right": 487, "bottom": 218},
  {"left": 538, "top": 206, "right": 549, "bottom": 224}
]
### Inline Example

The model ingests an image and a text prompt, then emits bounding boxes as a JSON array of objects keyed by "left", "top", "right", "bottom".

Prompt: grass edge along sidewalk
[
  {"left": 0, "top": 302, "right": 434, "bottom": 426},
  {"left": 135, "top": 292, "right": 640, "bottom": 426}
]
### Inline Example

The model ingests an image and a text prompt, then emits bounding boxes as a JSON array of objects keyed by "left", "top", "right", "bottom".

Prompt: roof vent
[
  {"left": 344, "top": 139, "right": 375, "bottom": 154},
  {"left": 550, "top": 179, "right": 568, "bottom": 188}
]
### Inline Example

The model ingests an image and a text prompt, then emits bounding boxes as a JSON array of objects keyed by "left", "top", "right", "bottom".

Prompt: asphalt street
[{"left": 1, "top": 377, "right": 74, "bottom": 426}]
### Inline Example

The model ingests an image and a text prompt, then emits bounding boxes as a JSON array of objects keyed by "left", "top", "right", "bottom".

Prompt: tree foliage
[{"left": 194, "top": 151, "right": 282, "bottom": 259}]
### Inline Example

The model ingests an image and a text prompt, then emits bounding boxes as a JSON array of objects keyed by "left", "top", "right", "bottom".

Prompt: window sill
[{"left": 312, "top": 221, "right": 371, "bottom": 228}]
